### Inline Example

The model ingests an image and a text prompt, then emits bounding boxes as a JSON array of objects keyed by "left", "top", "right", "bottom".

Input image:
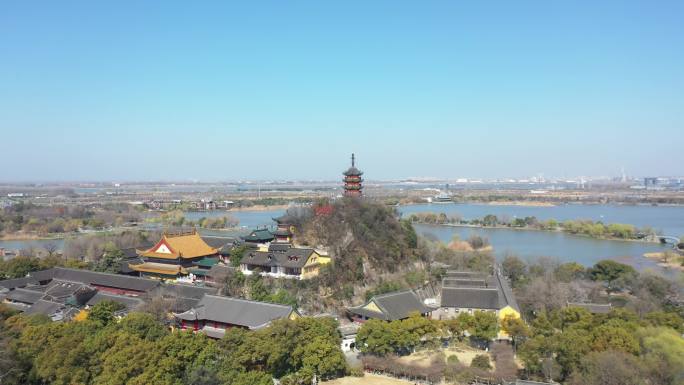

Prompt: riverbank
[
  {"left": 229, "top": 204, "right": 290, "bottom": 212},
  {"left": 643, "top": 252, "right": 684, "bottom": 271},
  {"left": 448, "top": 237, "right": 494, "bottom": 253}
]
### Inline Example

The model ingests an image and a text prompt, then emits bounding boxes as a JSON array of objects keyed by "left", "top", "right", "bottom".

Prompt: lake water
[
  {"left": 2, "top": 204, "right": 680, "bottom": 273},
  {"left": 412, "top": 223, "right": 669, "bottom": 272},
  {"left": 400, "top": 203, "right": 684, "bottom": 237},
  {"left": 0, "top": 238, "right": 66, "bottom": 252}
]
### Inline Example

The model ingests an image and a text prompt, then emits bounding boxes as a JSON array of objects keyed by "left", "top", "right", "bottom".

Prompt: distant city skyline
[
  {"left": 1, "top": 173, "right": 681, "bottom": 185},
  {"left": 1, "top": 1, "right": 683, "bottom": 182}
]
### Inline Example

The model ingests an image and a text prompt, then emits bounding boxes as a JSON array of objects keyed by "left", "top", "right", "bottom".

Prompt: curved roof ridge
[
  {"left": 203, "top": 294, "right": 293, "bottom": 309},
  {"left": 50, "top": 267, "right": 157, "bottom": 282},
  {"left": 443, "top": 286, "right": 498, "bottom": 291},
  {"left": 373, "top": 288, "right": 415, "bottom": 298}
]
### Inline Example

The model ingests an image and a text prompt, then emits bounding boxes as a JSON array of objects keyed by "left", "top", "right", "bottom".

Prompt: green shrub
[{"left": 470, "top": 354, "right": 492, "bottom": 370}]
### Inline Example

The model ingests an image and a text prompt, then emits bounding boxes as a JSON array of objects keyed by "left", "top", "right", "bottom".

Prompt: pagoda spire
[{"left": 343, "top": 153, "right": 363, "bottom": 197}]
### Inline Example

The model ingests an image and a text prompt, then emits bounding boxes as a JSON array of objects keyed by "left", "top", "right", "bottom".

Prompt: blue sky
[{"left": 1, "top": 1, "right": 682, "bottom": 181}]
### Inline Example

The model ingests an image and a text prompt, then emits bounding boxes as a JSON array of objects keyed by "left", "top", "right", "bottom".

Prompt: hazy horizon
[{"left": 2, "top": 1, "right": 683, "bottom": 181}]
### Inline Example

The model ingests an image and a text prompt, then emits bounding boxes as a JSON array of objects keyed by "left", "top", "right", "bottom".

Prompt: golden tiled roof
[
  {"left": 138, "top": 231, "right": 218, "bottom": 260},
  {"left": 128, "top": 262, "right": 188, "bottom": 276}
]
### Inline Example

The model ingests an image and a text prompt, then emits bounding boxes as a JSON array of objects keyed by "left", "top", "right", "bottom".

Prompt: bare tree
[
  {"left": 139, "top": 293, "right": 177, "bottom": 323},
  {"left": 518, "top": 274, "right": 573, "bottom": 314},
  {"left": 44, "top": 243, "right": 58, "bottom": 258}
]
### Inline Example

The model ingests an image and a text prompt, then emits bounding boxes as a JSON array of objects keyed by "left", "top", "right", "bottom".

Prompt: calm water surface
[
  {"left": 400, "top": 203, "right": 684, "bottom": 236},
  {"left": 413, "top": 224, "right": 669, "bottom": 272}
]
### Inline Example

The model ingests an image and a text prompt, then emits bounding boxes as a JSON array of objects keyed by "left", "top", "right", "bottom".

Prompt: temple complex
[
  {"left": 175, "top": 294, "right": 299, "bottom": 338},
  {"left": 129, "top": 229, "right": 219, "bottom": 279},
  {"left": 237, "top": 213, "right": 331, "bottom": 279},
  {"left": 343, "top": 153, "right": 363, "bottom": 197},
  {"left": 238, "top": 243, "right": 330, "bottom": 280}
]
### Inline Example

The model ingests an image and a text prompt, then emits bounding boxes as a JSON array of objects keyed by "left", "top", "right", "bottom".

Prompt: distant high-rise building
[
  {"left": 644, "top": 177, "right": 658, "bottom": 189},
  {"left": 343, "top": 153, "right": 363, "bottom": 197}
]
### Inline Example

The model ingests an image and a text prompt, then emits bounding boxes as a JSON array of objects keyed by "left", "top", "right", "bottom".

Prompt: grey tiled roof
[
  {"left": 440, "top": 271, "right": 519, "bottom": 312},
  {"left": 0, "top": 277, "right": 39, "bottom": 290},
  {"left": 348, "top": 290, "right": 434, "bottom": 321},
  {"left": 243, "top": 247, "right": 315, "bottom": 269},
  {"left": 24, "top": 299, "right": 64, "bottom": 317},
  {"left": 268, "top": 243, "right": 290, "bottom": 252},
  {"left": 442, "top": 278, "right": 488, "bottom": 288},
  {"left": 148, "top": 284, "right": 218, "bottom": 313},
  {"left": 496, "top": 271, "right": 519, "bottom": 312},
  {"left": 29, "top": 268, "right": 59, "bottom": 282},
  {"left": 87, "top": 292, "right": 144, "bottom": 310},
  {"left": 170, "top": 297, "right": 203, "bottom": 313},
  {"left": 175, "top": 294, "right": 295, "bottom": 329},
  {"left": 441, "top": 287, "right": 500, "bottom": 309},
  {"left": 201, "top": 236, "right": 237, "bottom": 249},
  {"left": 5, "top": 288, "right": 43, "bottom": 304},
  {"left": 42, "top": 280, "right": 91, "bottom": 300},
  {"left": 28, "top": 268, "right": 160, "bottom": 292},
  {"left": 162, "top": 283, "right": 217, "bottom": 300}
]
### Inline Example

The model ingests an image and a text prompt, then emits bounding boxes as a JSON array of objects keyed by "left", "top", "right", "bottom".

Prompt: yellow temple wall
[{"left": 299, "top": 251, "right": 331, "bottom": 279}]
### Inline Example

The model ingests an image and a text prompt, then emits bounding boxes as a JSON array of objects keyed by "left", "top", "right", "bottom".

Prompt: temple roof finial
[{"left": 351, "top": 153, "right": 355, "bottom": 167}]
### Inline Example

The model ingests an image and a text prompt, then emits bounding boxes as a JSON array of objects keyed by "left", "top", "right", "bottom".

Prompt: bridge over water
[{"left": 658, "top": 235, "right": 681, "bottom": 248}]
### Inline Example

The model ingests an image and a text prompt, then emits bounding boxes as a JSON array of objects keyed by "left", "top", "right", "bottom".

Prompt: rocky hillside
[{"left": 295, "top": 198, "right": 419, "bottom": 288}]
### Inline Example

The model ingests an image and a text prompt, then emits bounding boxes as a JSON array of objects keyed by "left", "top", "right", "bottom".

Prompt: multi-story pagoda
[{"left": 343, "top": 153, "right": 363, "bottom": 197}]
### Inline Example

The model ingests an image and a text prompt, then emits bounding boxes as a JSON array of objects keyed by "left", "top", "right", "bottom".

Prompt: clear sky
[{"left": 1, "top": 1, "right": 682, "bottom": 182}]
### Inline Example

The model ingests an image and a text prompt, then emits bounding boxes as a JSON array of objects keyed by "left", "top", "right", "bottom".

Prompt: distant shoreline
[
  {"left": 399, "top": 200, "right": 684, "bottom": 208},
  {"left": 228, "top": 204, "right": 290, "bottom": 212},
  {"left": 412, "top": 221, "right": 662, "bottom": 245},
  {"left": 1, "top": 233, "right": 67, "bottom": 241},
  {"left": 183, "top": 204, "right": 290, "bottom": 213},
  {"left": 484, "top": 201, "right": 556, "bottom": 207}
]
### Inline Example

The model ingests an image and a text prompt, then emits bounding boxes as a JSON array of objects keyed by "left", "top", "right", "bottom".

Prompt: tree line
[
  {"left": 0, "top": 301, "right": 348, "bottom": 385},
  {"left": 146, "top": 210, "right": 238, "bottom": 229},
  {"left": 499, "top": 255, "right": 683, "bottom": 384},
  {"left": 408, "top": 212, "right": 658, "bottom": 240},
  {"left": 0, "top": 202, "right": 142, "bottom": 237}
]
